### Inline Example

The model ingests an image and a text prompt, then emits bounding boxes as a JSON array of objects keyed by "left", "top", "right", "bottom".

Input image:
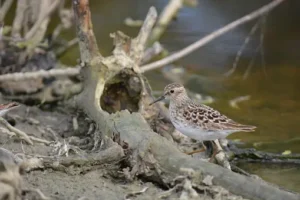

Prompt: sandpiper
[
  {"left": 150, "top": 83, "right": 256, "bottom": 158},
  {"left": 0, "top": 102, "right": 19, "bottom": 117}
]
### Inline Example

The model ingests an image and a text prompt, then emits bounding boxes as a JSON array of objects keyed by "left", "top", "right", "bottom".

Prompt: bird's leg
[
  {"left": 184, "top": 142, "right": 207, "bottom": 155},
  {"left": 209, "top": 139, "right": 224, "bottom": 162}
]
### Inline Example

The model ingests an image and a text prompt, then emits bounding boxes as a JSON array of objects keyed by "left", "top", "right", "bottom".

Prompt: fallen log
[{"left": 71, "top": 0, "right": 300, "bottom": 200}]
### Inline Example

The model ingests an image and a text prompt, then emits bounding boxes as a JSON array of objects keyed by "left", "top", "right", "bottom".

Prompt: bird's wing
[{"left": 183, "top": 103, "right": 256, "bottom": 132}]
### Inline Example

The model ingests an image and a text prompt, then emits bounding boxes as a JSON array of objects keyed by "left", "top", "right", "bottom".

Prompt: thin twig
[
  {"left": 25, "top": 0, "right": 61, "bottom": 40},
  {"left": 0, "top": 117, "right": 33, "bottom": 145},
  {"left": 141, "top": 0, "right": 286, "bottom": 72},
  {"left": 52, "top": 2, "right": 73, "bottom": 39},
  {"left": 0, "top": 68, "right": 80, "bottom": 82},
  {"left": 147, "top": 0, "right": 183, "bottom": 46},
  {"left": 141, "top": 42, "right": 164, "bottom": 64},
  {"left": 11, "top": 0, "right": 27, "bottom": 37},
  {"left": 29, "top": 136, "right": 52, "bottom": 145},
  {"left": 243, "top": 45, "right": 260, "bottom": 80},
  {"left": 0, "top": 22, "right": 3, "bottom": 41},
  {"left": 224, "top": 21, "right": 260, "bottom": 77},
  {"left": 0, "top": 0, "right": 13, "bottom": 21},
  {"left": 73, "top": 0, "right": 102, "bottom": 62},
  {"left": 56, "top": 38, "right": 79, "bottom": 56},
  {"left": 23, "top": 189, "right": 50, "bottom": 200},
  {"left": 125, "top": 187, "right": 149, "bottom": 199},
  {"left": 229, "top": 95, "right": 251, "bottom": 109},
  {"left": 260, "top": 16, "right": 268, "bottom": 77},
  {"left": 130, "top": 6, "right": 157, "bottom": 64}
]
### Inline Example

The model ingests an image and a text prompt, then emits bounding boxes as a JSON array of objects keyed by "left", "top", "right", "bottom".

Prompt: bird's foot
[
  {"left": 184, "top": 147, "right": 206, "bottom": 155},
  {"left": 209, "top": 149, "right": 223, "bottom": 162}
]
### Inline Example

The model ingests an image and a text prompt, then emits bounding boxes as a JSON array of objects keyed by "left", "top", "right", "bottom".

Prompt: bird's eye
[{"left": 170, "top": 90, "right": 174, "bottom": 94}]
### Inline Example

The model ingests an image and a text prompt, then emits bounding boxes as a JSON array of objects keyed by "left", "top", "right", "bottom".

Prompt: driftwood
[
  {"left": 230, "top": 145, "right": 300, "bottom": 165},
  {"left": 42, "top": 144, "right": 125, "bottom": 172},
  {"left": 147, "top": 0, "right": 198, "bottom": 46},
  {"left": 71, "top": 1, "right": 299, "bottom": 200}
]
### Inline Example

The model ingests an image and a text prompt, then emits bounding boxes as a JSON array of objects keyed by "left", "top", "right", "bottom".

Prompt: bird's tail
[{"left": 226, "top": 121, "right": 256, "bottom": 132}]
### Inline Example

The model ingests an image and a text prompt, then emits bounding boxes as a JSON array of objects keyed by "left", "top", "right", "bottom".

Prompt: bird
[
  {"left": 149, "top": 83, "right": 256, "bottom": 159},
  {"left": 0, "top": 102, "right": 19, "bottom": 117}
]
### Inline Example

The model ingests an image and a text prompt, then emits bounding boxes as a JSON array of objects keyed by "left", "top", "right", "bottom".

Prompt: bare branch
[
  {"left": 72, "top": 0, "right": 102, "bottom": 63},
  {"left": 260, "top": 16, "right": 268, "bottom": 77},
  {"left": 0, "top": 68, "right": 80, "bottom": 82},
  {"left": 24, "top": 0, "right": 61, "bottom": 40},
  {"left": 0, "top": 22, "right": 3, "bottom": 41},
  {"left": 243, "top": 45, "right": 260, "bottom": 79},
  {"left": 0, "top": 117, "right": 33, "bottom": 145},
  {"left": 29, "top": 136, "right": 52, "bottom": 145},
  {"left": 11, "top": 0, "right": 27, "bottom": 38},
  {"left": 224, "top": 21, "right": 260, "bottom": 77},
  {"left": 0, "top": 0, "right": 13, "bottom": 21},
  {"left": 130, "top": 6, "right": 157, "bottom": 64},
  {"left": 55, "top": 38, "right": 79, "bottom": 56},
  {"left": 141, "top": 42, "right": 164, "bottom": 64},
  {"left": 147, "top": 0, "right": 183, "bottom": 45},
  {"left": 141, "top": 0, "right": 286, "bottom": 72}
]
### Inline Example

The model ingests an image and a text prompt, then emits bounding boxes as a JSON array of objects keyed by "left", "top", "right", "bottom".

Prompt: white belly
[{"left": 173, "top": 123, "right": 230, "bottom": 141}]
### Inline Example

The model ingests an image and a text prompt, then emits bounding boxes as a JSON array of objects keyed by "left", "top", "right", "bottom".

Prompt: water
[{"left": 61, "top": 0, "right": 300, "bottom": 192}]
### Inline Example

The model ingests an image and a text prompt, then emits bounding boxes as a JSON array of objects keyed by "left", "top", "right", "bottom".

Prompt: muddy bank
[{"left": 0, "top": 103, "right": 247, "bottom": 200}]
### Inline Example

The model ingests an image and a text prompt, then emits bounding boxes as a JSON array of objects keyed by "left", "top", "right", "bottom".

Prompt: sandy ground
[{"left": 0, "top": 103, "right": 246, "bottom": 200}]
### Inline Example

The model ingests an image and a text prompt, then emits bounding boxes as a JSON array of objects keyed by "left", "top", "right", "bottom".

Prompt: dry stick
[
  {"left": 52, "top": 0, "right": 68, "bottom": 39},
  {"left": 260, "top": 16, "right": 268, "bottom": 77},
  {"left": 131, "top": 6, "right": 157, "bottom": 64},
  {"left": 23, "top": 189, "right": 50, "bottom": 200},
  {"left": 141, "top": 0, "right": 286, "bottom": 73},
  {"left": 134, "top": 7, "right": 158, "bottom": 50},
  {"left": 29, "top": 136, "right": 52, "bottom": 145},
  {"left": 243, "top": 45, "right": 260, "bottom": 80},
  {"left": 0, "top": 22, "right": 2, "bottom": 41},
  {"left": 56, "top": 38, "right": 79, "bottom": 56},
  {"left": 0, "top": 117, "right": 33, "bottom": 145},
  {"left": 147, "top": 0, "right": 184, "bottom": 46},
  {"left": 0, "top": 0, "right": 14, "bottom": 21},
  {"left": 0, "top": 68, "right": 80, "bottom": 82},
  {"left": 141, "top": 42, "right": 164, "bottom": 64},
  {"left": 224, "top": 20, "right": 260, "bottom": 77},
  {"left": 24, "top": 0, "right": 61, "bottom": 40},
  {"left": 11, "top": 0, "right": 27, "bottom": 37},
  {"left": 73, "top": 0, "right": 102, "bottom": 63},
  {"left": 0, "top": 40, "right": 158, "bottom": 82}
]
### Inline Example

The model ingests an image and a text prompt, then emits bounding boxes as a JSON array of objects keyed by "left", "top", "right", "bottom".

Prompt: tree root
[
  {"left": 23, "top": 188, "right": 50, "bottom": 200},
  {"left": 0, "top": 117, "right": 33, "bottom": 145},
  {"left": 42, "top": 144, "right": 125, "bottom": 173},
  {"left": 125, "top": 187, "right": 149, "bottom": 199},
  {"left": 0, "top": 116, "right": 53, "bottom": 145},
  {"left": 110, "top": 111, "right": 300, "bottom": 200},
  {"left": 229, "top": 145, "right": 300, "bottom": 165}
]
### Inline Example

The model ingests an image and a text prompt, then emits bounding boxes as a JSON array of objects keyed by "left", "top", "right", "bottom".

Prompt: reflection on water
[
  {"left": 198, "top": 65, "right": 300, "bottom": 153},
  {"left": 62, "top": 0, "right": 300, "bottom": 193},
  {"left": 237, "top": 162, "right": 300, "bottom": 193}
]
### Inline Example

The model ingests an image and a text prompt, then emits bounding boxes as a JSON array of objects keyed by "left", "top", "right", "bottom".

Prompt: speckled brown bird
[
  {"left": 0, "top": 102, "right": 19, "bottom": 117},
  {"left": 150, "top": 83, "right": 256, "bottom": 157}
]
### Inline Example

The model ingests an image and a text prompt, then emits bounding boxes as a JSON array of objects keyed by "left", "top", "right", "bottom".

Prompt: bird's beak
[
  {"left": 149, "top": 95, "right": 165, "bottom": 106},
  {"left": 0, "top": 102, "right": 20, "bottom": 117}
]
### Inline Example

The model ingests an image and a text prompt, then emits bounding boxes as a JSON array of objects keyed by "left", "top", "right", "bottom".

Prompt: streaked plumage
[
  {"left": 0, "top": 102, "right": 19, "bottom": 116},
  {"left": 151, "top": 83, "right": 256, "bottom": 142}
]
